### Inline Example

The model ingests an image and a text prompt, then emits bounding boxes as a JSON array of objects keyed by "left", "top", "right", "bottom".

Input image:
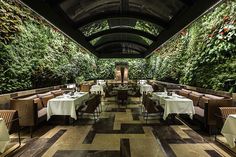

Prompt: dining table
[
  {"left": 221, "top": 114, "right": 236, "bottom": 148},
  {"left": 152, "top": 92, "right": 195, "bottom": 120},
  {"left": 47, "top": 92, "right": 89, "bottom": 120},
  {"left": 0, "top": 118, "right": 10, "bottom": 153}
]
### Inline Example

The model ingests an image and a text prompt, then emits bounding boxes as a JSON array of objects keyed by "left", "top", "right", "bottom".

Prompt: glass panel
[
  {"left": 90, "top": 37, "right": 102, "bottom": 45},
  {"left": 90, "top": 34, "right": 152, "bottom": 46},
  {"left": 135, "top": 20, "right": 163, "bottom": 36},
  {"left": 80, "top": 18, "right": 162, "bottom": 38},
  {"left": 140, "top": 36, "right": 153, "bottom": 45},
  {"left": 79, "top": 20, "right": 109, "bottom": 37}
]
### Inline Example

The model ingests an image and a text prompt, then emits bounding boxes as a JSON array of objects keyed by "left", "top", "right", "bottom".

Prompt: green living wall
[
  {"left": 149, "top": 0, "right": 236, "bottom": 92},
  {"left": 0, "top": 0, "right": 97, "bottom": 94},
  {"left": 96, "top": 59, "right": 151, "bottom": 80}
]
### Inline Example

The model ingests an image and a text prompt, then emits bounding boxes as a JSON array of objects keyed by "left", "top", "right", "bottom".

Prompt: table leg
[{"left": 64, "top": 116, "right": 70, "bottom": 125}]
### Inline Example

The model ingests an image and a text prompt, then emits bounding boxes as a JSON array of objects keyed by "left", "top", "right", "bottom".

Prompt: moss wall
[
  {"left": 1, "top": 0, "right": 235, "bottom": 94},
  {"left": 0, "top": 0, "right": 97, "bottom": 94},
  {"left": 149, "top": 0, "right": 236, "bottom": 92},
  {"left": 96, "top": 59, "right": 150, "bottom": 80}
]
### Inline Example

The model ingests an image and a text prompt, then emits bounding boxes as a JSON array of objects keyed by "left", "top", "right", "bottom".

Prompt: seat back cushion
[
  {"left": 33, "top": 98, "right": 43, "bottom": 110},
  {"left": 182, "top": 89, "right": 192, "bottom": 93},
  {"left": 19, "top": 95, "right": 37, "bottom": 100},
  {"left": 191, "top": 91, "right": 204, "bottom": 97},
  {"left": 37, "top": 92, "right": 52, "bottom": 98},
  {"left": 204, "top": 94, "right": 225, "bottom": 100},
  {"left": 178, "top": 90, "right": 191, "bottom": 98},
  {"left": 198, "top": 96, "right": 209, "bottom": 109},
  {"left": 41, "top": 94, "right": 54, "bottom": 107},
  {"left": 51, "top": 90, "right": 63, "bottom": 97},
  {"left": 51, "top": 89, "right": 61, "bottom": 93},
  {"left": 188, "top": 93, "right": 202, "bottom": 106}
]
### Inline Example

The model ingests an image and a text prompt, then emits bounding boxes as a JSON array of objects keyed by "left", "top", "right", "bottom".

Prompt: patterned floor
[{"left": 2, "top": 97, "right": 234, "bottom": 157}]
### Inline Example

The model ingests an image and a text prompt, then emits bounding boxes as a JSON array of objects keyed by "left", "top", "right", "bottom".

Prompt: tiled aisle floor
[{"left": 3, "top": 98, "right": 234, "bottom": 157}]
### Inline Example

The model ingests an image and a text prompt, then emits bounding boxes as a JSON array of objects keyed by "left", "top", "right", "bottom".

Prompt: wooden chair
[
  {"left": 143, "top": 97, "right": 162, "bottom": 124},
  {"left": 216, "top": 107, "right": 236, "bottom": 130},
  {"left": 77, "top": 95, "right": 100, "bottom": 123},
  {"left": 104, "top": 85, "right": 117, "bottom": 97},
  {"left": 117, "top": 90, "right": 128, "bottom": 107},
  {"left": 94, "top": 94, "right": 102, "bottom": 113},
  {"left": 0, "top": 110, "right": 21, "bottom": 148}
]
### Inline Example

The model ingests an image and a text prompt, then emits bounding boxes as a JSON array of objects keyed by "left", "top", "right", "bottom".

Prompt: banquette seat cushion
[{"left": 177, "top": 88, "right": 232, "bottom": 133}]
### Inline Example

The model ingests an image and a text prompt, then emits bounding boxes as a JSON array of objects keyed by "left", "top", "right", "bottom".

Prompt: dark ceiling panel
[
  {"left": 128, "top": 0, "right": 185, "bottom": 20},
  {"left": 74, "top": 11, "right": 169, "bottom": 28},
  {"left": 60, "top": 0, "right": 184, "bottom": 22},
  {"left": 107, "top": 18, "right": 136, "bottom": 28},
  {"left": 178, "top": 0, "right": 195, "bottom": 6},
  {"left": 19, "top": 0, "right": 222, "bottom": 58}
]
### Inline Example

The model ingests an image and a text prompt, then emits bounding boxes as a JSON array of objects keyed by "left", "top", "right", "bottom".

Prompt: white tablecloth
[
  {"left": 0, "top": 118, "right": 10, "bottom": 153},
  {"left": 152, "top": 92, "right": 169, "bottom": 105},
  {"left": 90, "top": 85, "right": 104, "bottom": 94},
  {"left": 47, "top": 92, "right": 89, "bottom": 120},
  {"left": 221, "top": 114, "right": 236, "bottom": 148},
  {"left": 152, "top": 92, "right": 195, "bottom": 120},
  {"left": 140, "top": 84, "right": 153, "bottom": 94}
]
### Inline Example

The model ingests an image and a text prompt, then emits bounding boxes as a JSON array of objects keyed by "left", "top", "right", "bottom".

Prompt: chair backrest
[
  {"left": 145, "top": 97, "right": 158, "bottom": 113},
  {"left": 0, "top": 110, "right": 18, "bottom": 133},
  {"left": 84, "top": 95, "right": 98, "bottom": 113},
  {"left": 80, "top": 84, "right": 91, "bottom": 92},
  {"left": 117, "top": 90, "right": 128, "bottom": 100},
  {"left": 135, "top": 87, "right": 142, "bottom": 97},
  {"left": 40, "top": 94, "right": 55, "bottom": 107},
  {"left": 51, "top": 90, "right": 64, "bottom": 97},
  {"left": 95, "top": 94, "right": 101, "bottom": 105},
  {"left": 218, "top": 107, "right": 236, "bottom": 120},
  {"left": 216, "top": 107, "right": 236, "bottom": 129},
  {"left": 142, "top": 94, "right": 151, "bottom": 107},
  {"left": 142, "top": 94, "right": 148, "bottom": 107},
  {"left": 104, "top": 86, "right": 112, "bottom": 97}
]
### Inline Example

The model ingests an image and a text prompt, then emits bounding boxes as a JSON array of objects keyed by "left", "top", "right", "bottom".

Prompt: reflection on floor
[
  {"left": 216, "top": 135, "right": 236, "bottom": 155},
  {"left": 3, "top": 97, "right": 234, "bottom": 157}
]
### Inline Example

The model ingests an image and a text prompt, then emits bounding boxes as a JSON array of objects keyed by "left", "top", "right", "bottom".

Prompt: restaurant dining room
[{"left": 0, "top": 0, "right": 236, "bottom": 157}]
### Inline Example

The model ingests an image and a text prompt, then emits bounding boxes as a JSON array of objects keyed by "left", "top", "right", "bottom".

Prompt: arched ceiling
[{"left": 20, "top": 0, "right": 222, "bottom": 58}]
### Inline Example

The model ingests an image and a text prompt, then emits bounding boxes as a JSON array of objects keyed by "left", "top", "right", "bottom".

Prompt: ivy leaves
[
  {"left": 0, "top": 0, "right": 98, "bottom": 94},
  {"left": 150, "top": 0, "right": 236, "bottom": 92}
]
